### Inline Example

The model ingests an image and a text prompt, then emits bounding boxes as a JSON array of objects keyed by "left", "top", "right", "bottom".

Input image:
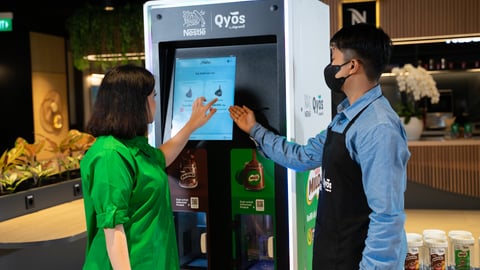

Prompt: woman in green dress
[{"left": 80, "top": 64, "right": 217, "bottom": 270}]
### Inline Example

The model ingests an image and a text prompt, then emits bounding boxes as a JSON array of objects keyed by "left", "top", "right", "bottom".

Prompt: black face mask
[{"left": 323, "top": 61, "right": 351, "bottom": 93}]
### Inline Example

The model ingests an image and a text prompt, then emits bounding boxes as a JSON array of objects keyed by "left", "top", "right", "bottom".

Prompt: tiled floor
[{"left": 405, "top": 209, "right": 480, "bottom": 267}]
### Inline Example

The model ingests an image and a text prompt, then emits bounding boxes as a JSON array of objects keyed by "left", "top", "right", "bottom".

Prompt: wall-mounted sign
[
  {"left": 0, "top": 18, "right": 12, "bottom": 32},
  {"left": 0, "top": 12, "right": 13, "bottom": 32},
  {"left": 339, "top": 0, "right": 379, "bottom": 28}
]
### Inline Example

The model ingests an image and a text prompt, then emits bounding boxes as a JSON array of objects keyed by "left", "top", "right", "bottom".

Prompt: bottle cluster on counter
[
  {"left": 405, "top": 229, "right": 478, "bottom": 270},
  {"left": 450, "top": 122, "right": 474, "bottom": 139},
  {"left": 449, "top": 112, "right": 475, "bottom": 139}
]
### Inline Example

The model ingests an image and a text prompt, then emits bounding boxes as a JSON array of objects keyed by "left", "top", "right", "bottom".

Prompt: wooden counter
[
  {"left": 408, "top": 138, "right": 480, "bottom": 146},
  {"left": 407, "top": 139, "right": 480, "bottom": 198},
  {"left": 0, "top": 199, "right": 86, "bottom": 248}
]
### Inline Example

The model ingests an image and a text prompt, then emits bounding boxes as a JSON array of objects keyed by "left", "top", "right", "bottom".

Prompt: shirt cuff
[{"left": 96, "top": 205, "right": 129, "bottom": 228}]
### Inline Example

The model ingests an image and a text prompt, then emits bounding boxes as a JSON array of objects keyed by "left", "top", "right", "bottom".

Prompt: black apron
[{"left": 312, "top": 107, "right": 372, "bottom": 270}]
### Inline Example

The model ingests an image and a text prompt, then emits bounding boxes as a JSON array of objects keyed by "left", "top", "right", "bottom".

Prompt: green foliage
[
  {"left": 395, "top": 91, "right": 425, "bottom": 124},
  {"left": 1, "top": 172, "right": 31, "bottom": 193},
  {"left": 65, "top": 3, "right": 144, "bottom": 71},
  {"left": 0, "top": 146, "right": 29, "bottom": 194},
  {"left": 0, "top": 145, "right": 24, "bottom": 175},
  {"left": 395, "top": 102, "right": 423, "bottom": 125},
  {"left": 42, "top": 129, "right": 95, "bottom": 173},
  {"left": 0, "top": 130, "right": 96, "bottom": 195}
]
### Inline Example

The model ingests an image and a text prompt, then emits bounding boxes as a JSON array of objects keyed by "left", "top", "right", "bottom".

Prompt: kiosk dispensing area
[{"left": 143, "top": 0, "right": 331, "bottom": 269}]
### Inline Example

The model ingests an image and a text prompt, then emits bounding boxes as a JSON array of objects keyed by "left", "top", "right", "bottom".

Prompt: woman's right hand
[
  {"left": 185, "top": 97, "right": 218, "bottom": 131},
  {"left": 228, "top": 105, "right": 257, "bottom": 134},
  {"left": 161, "top": 97, "right": 217, "bottom": 166}
]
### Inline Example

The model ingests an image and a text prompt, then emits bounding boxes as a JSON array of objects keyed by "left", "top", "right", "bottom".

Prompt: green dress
[{"left": 80, "top": 135, "right": 180, "bottom": 270}]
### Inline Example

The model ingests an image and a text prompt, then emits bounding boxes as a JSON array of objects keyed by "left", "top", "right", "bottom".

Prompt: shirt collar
[
  {"left": 336, "top": 84, "right": 383, "bottom": 121},
  {"left": 120, "top": 136, "right": 152, "bottom": 157}
]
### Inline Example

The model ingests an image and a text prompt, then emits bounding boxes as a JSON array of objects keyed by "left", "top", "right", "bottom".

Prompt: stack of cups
[
  {"left": 406, "top": 233, "right": 424, "bottom": 270},
  {"left": 423, "top": 229, "right": 448, "bottom": 270},
  {"left": 447, "top": 230, "right": 474, "bottom": 270}
]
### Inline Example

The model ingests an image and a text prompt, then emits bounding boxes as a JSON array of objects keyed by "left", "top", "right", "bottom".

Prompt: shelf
[
  {"left": 381, "top": 68, "right": 480, "bottom": 77},
  {"left": 389, "top": 42, "right": 480, "bottom": 70}
]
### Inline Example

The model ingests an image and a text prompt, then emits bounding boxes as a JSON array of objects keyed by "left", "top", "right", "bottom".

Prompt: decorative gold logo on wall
[
  {"left": 339, "top": 0, "right": 379, "bottom": 29},
  {"left": 40, "top": 90, "right": 63, "bottom": 133}
]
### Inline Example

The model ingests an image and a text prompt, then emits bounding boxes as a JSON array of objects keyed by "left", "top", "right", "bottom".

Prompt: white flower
[{"left": 391, "top": 64, "right": 440, "bottom": 104}]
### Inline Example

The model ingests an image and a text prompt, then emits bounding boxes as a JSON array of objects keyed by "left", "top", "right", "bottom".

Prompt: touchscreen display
[{"left": 171, "top": 56, "right": 236, "bottom": 140}]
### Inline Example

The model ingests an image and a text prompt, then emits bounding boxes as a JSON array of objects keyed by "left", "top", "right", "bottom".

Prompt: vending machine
[{"left": 143, "top": 0, "right": 331, "bottom": 269}]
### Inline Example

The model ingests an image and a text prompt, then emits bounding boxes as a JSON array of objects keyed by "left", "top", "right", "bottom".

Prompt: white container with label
[
  {"left": 447, "top": 230, "right": 473, "bottom": 270},
  {"left": 450, "top": 234, "right": 474, "bottom": 270},
  {"left": 406, "top": 233, "right": 424, "bottom": 270},
  {"left": 425, "top": 237, "right": 448, "bottom": 270},
  {"left": 423, "top": 229, "right": 447, "bottom": 269}
]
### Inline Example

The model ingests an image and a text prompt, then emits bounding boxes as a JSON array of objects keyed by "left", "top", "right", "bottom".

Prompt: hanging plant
[{"left": 65, "top": 3, "right": 144, "bottom": 71}]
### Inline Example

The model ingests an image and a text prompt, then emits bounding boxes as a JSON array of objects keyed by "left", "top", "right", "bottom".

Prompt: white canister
[
  {"left": 450, "top": 234, "right": 474, "bottom": 270},
  {"left": 406, "top": 233, "right": 424, "bottom": 270},
  {"left": 425, "top": 237, "right": 448, "bottom": 270},
  {"left": 423, "top": 229, "right": 447, "bottom": 240},
  {"left": 447, "top": 230, "right": 473, "bottom": 269},
  {"left": 423, "top": 229, "right": 447, "bottom": 269}
]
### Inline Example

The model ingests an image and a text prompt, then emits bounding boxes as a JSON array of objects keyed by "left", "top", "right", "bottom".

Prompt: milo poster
[
  {"left": 231, "top": 148, "right": 276, "bottom": 269},
  {"left": 230, "top": 148, "right": 275, "bottom": 214},
  {"left": 295, "top": 168, "right": 320, "bottom": 270}
]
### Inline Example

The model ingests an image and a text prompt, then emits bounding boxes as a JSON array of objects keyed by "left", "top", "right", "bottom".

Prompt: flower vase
[{"left": 401, "top": 117, "right": 423, "bottom": 140}]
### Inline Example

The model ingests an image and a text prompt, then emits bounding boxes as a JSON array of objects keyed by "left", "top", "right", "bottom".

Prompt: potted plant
[
  {"left": 13, "top": 137, "right": 57, "bottom": 189},
  {"left": 391, "top": 64, "right": 440, "bottom": 124},
  {"left": 42, "top": 129, "right": 95, "bottom": 180},
  {"left": 0, "top": 144, "right": 28, "bottom": 194},
  {"left": 391, "top": 64, "right": 440, "bottom": 140},
  {"left": 0, "top": 129, "right": 95, "bottom": 195}
]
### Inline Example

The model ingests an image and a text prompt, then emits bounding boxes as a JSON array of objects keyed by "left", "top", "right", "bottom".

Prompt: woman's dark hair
[
  {"left": 330, "top": 23, "right": 392, "bottom": 82},
  {"left": 86, "top": 64, "right": 155, "bottom": 139}
]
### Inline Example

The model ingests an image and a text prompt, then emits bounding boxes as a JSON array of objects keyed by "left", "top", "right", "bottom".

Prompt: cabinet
[
  {"left": 0, "top": 179, "right": 85, "bottom": 269},
  {"left": 0, "top": 199, "right": 86, "bottom": 270},
  {"left": 404, "top": 140, "right": 480, "bottom": 210}
]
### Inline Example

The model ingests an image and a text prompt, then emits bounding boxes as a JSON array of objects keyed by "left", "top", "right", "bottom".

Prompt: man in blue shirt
[{"left": 229, "top": 23, "right": 410, "bottom": 269}]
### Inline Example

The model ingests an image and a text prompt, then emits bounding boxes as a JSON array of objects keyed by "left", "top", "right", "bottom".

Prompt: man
[{"left": 229, "top": 23, "right": 410, "bottom": 269}]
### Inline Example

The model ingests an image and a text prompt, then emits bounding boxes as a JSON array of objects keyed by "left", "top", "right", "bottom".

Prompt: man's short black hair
[{"left": 330, "top": 23, "right": 392, "bottom": 82}]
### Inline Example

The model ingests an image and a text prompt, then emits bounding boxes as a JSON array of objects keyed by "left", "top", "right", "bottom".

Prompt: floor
[{"left": 405, "top": 209, "right": 480, "bottom": 267}]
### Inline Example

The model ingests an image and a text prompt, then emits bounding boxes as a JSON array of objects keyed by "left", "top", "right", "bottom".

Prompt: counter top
[
  {"left": 409, "top": 138, "right": 480, "bottom": 146},
  {"left": 0, "top": 199, "right": 86, "bottom": 248}
]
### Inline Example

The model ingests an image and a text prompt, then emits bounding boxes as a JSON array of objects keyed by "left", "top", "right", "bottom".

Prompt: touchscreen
[{"left": 171, "top": 56, "right": 236, "bottom": 140}]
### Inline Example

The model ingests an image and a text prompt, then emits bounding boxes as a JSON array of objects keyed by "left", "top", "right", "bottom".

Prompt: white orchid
[
  {"left": 392, "top": 63, "right": 440, "bottom": 104},
  {"left": 391, "top": 64, "right": 440, "bottom": 124}
]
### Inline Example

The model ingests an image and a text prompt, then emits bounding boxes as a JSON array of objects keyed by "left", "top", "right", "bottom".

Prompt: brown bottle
[
  {"left": 242, "top": 150, "right": 264, "bottom": 191},
  {"left": 178, "top": 150, "right": 198, "bottom": 188}
]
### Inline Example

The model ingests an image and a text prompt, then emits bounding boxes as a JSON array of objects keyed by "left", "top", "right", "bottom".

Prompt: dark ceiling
[{"left": 0, "top": 0, "right": 147, "bottom": 37}]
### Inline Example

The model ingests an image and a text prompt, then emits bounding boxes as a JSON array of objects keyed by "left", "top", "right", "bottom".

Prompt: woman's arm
[
  {"left": 104, "top": 224, "right": 131, "bottom": 270},
  {"left": 160, "top": 97, "right": 217, "bottom": 166}
]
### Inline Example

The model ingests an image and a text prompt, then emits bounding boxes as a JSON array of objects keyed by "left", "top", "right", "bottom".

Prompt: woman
[{"left": 80, "top": 64, "right": 217, "bottom": 269}]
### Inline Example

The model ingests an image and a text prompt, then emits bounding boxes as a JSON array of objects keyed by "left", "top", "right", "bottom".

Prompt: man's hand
[{"left": 228, "top": 105, "right": 257, "bottom": 134}]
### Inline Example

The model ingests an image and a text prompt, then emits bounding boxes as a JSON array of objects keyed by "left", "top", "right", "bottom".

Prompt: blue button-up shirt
[{"left": 250, "top": 85, "right": 410, "bottom": 269}]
